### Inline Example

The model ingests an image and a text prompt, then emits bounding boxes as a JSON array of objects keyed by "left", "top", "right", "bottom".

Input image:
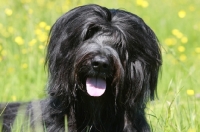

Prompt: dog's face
[
  {"left": 74, "top": 33, "right": 123, "bottom": 97},
  {"left": 46, "top": 4, "right": 161, "bottom": 107}
]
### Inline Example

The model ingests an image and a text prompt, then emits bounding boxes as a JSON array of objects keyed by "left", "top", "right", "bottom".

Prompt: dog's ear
[
  {"left": 125, "top": 23, "right": 161, "bottom": 103},
  {"left": 137, "top": 23, "right": 162, "bottom": 99},
  {"left": 111, "top": 10, "right": 162, "bottom": 104}
]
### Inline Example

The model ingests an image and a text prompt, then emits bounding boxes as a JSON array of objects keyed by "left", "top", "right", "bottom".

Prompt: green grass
[{"left": 0, "top": 0, "right": 200, "bottom": 131}]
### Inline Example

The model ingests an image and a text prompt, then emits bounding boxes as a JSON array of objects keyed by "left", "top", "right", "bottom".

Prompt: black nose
[{"left": 91, "top": 56, "right": 109, "bottom": 72}]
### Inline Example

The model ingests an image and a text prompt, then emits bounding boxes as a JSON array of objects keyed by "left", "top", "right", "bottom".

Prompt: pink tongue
[{"left": 86, "top": 77, "right": 106, "bottom": 97}]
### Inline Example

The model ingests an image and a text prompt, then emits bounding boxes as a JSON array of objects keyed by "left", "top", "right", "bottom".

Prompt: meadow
[{"left": 0, "top": 0, "right": 200, "bottom": 131}]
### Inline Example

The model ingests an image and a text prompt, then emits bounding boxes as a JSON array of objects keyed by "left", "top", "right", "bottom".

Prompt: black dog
[{"left": 0, "top": 4, "right": 162, "bottom": 132}]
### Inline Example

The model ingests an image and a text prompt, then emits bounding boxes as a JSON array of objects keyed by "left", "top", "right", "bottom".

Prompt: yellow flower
[
  {"left": 21, "top": 63, "right": 28, "bottom": 69},
  {"left": 178, "top": 10, "right": 186, "bottom": 18},
  {"left": 195, "top": 47, "right": 200, "bottom": 53},
  {"left": 172, "top": 29, "right": 183, "bottom": 38},
  {"left": 12, "top": 95, "right": 17, "bottom": 101},
  {"left": 8, "top": 27, "right": 14, "bottom": 34},
  {"left": 39, "top": 21, "right": 47, "bottom": 28},
  {"left": 181, "top": 36, "right": 188, "bottom": 44},
  {"left": 136, "top": 0, "right": 149, "bottom": 8},
  {"left": 5, "top": 8, "right": 13, "bottom": 16},
  {"left": 189, "top": 5, "right": 195, "bottom": 12},
  {"left": 39, "top": 45, "right": 45, "bottom": 50},
  {"left": 178, "top": 46, "right": 185, "bottom": 52},
  {"left": 141, "top": 1, "right": 149, "bottom": 8},
  {"left": 1, "top": 50, "right": 7, "bottom": 56},
  {"left": 37, "top": 0, "right": 45, "bottom": 6},
  {"left": 187, "top": 90, "right": 194, "bottom": 96},
  {"left": 35, "top": 29, "right": 42, "bottom": 35},
  {"left": 61, "top": 0, "right": 70, "bottom": 11},
  {"left": 47, "top": 1, "right": 54, "bottom": 9},
  {"left": 38, "top": 34, "right": 47, "bottom": 42},
  {"left": 179, "top": 54, "right": 187, "bottom": 62},
  {"left": 177, "top": 33, "right": 183, "bottom": 39},
  {"left": 8, "top": 67, "right": 15, "bottom": 74},
  {"left": 188, "top": 129, "right": 196, "bottom": 132},
  {"left": 29, "top": 39, "right": 37, "bottom": 46},
  {"left": 45, "top": 25, "right": 51, "bottom": 31},
  {"left": 15, "top": 36, "right": 24, "bottom": 45},
  {"left": 164, "top": 38, "right": 177, "bottom": 46}
]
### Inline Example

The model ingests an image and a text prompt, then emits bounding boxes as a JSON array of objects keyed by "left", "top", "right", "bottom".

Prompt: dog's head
[{"left": 46, "top": 4, "right": 162, "bottom": 109}]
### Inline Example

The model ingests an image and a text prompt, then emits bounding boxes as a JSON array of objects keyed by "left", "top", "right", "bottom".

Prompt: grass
[{"left": 0, "top": 0, "right": 200, "bottom": 131}]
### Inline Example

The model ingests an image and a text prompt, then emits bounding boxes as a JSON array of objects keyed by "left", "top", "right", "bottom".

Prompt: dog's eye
[{"left": 85, "top": 26, "right": 99, "bottom": 40}]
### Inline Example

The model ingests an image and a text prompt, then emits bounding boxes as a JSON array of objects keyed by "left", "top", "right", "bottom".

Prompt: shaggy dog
[{"left": 0, "top": 4, "right": 162, "bottom": 132}]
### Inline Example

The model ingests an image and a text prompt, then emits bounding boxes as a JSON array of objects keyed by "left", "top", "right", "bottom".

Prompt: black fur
[{"left": 0, "top": 4, "right": 162, "bottom": 132}]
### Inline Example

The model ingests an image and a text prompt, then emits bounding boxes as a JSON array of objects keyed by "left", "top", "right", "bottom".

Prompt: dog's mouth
[{"left": 86, "top": 77, "right": 106, "bottom": 97}]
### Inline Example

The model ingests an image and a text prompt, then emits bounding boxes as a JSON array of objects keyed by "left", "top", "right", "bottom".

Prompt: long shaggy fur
[{"left": 0, "top": 4, "right": 162, "bottom": 132}]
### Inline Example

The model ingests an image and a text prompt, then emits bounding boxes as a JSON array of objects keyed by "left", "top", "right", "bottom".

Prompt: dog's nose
[{"left": 91, "top": 56, "right": 109, "bottom": 72}]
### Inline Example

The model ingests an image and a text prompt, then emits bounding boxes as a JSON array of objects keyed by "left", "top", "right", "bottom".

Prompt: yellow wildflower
[
  {"left": 47, "top": 1, "right": 54, "bottom": 9},
  {"left": 8, "top": 67, "right": 15, "bottom": 74},
  {"left": 37, "top": 0, "right": 45, "bottom": 6},
  {"left": 35, "top": 29, "right": 42, "bottom": 35},
  {"left": 38, "top": 34, "right": 47, "bottom": 42},
  {"left": 1, "top": 50, "right": 7, "bottom": 56},
  {"left": 178, "top": 46, "right": 185, "bottom": 52},
  {"left": 5, "top": 8, "right": 13, "bottom": 16},
  {"left": 187, "top": 90, "right": 194, "bottom": 96},
  {"left": 178, "top": 10, "right": 186, "bottom": 18},
  {"left": 39, "top": 21, "right": 47, "bottom": 28},
  {"left": 29, "top": 39, "right": 37, "bottom": 46},
  {"left": 164, "top": 38, "right": 177, "bottom": 46},
  {"left": 181, "top": 36, "right": 188, "bottom": 44},
  {"left": 8, "top": 27, "right": 14, "bottom": 34},
  {"left": 136, "top": 0, "right": 149, "bottom": 8},
  {"left": 39, "top": 45, "right": 45, "bottom": 50},
  {"left": 172, "top": 29, "right": 179, "bottom": 36},
  {"left": 179, "top": 54, "right": 187, "bottom": 62},
  {"left": 195, "top": 47, "right": 200, "bottom": 53},
  {"left": 12, "top": 95, "right": 17, "bottom": 101},
  {"left": 45, "top": 25, "right": 51, "bottom": 31},
  {"left": 21, "top": 63, "right": 28, "bottom": 69},
  {"left": 61, "top": 0, "right": 70, "bottom": 11},
  {"left": 15, "top": 36, "right": 24, "bottom": 45},
  {"left": 39, "top": 58, "right": 45, "bottom": 65},
  {"left": 189, "top": 5, "right": 195, "bottom": 12}
]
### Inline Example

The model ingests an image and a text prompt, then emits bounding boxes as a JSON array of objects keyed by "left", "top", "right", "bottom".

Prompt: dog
[{"left": 0, "top": 4, "right": 162, "bottom": 132}]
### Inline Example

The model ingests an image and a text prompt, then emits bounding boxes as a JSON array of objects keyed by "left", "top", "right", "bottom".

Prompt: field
[{"left": 0, "top": 0, "right": 200, "bottom": 131}]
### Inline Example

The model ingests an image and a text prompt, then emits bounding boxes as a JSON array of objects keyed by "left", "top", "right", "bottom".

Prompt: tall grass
[{"left": 0, "top": 0, "right": 199, "bottom": 131}]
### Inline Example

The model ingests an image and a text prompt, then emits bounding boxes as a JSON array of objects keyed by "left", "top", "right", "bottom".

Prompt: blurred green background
[{"left": 0, "top": 0, "right": 199, "bottom": 131}]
